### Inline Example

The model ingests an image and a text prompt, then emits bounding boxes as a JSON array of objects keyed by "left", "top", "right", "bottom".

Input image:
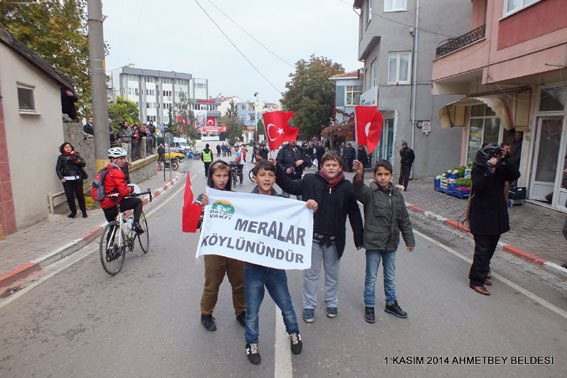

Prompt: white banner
[{"left": 195, "top": 188, "right": 313, "bottom": 270}]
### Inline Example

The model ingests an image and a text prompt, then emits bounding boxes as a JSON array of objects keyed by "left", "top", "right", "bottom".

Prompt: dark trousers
[
  {"left": 204, "top": 161, "right": 211, "bottom": 177},
  {"left": 102, "top": 197, "right": 143, "bottom": 224},
  {"left": 399, "top": 164, "right": 412, "bottom": 190},
  {"left": 63, "top": 179, "right": 86, "bottom": 215},
  {"left": 469, "top": 234, "right": 500, "bottom": 286}
]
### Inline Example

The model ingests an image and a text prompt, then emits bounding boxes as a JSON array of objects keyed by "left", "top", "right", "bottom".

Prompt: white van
[{"left": 171, "top": 137, "right": 191, "bottom": 153}]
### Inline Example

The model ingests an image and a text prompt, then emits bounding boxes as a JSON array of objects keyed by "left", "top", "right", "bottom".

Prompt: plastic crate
[
  {"left": 434, "top": 178, "right": 441, "bottom": 191},
  {"left": 448, "top": 173, "right": 459, "bottom": 180},
  {"left": 451, "top": 186, "right": 471, "bottom": 199}
]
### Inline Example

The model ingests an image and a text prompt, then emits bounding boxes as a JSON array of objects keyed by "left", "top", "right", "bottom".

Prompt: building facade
[
  {"left": 329, "top": 70, "right": 363, "bottom": 141},
  {"left": 353, "top": 0, "right": 472, "bottom": 176},
  {"left": 109, "top": 65, "right": 213, "bottom": 127},
  {"left": 432, "top": 0, "right": 567, "bottom": 211},
  {"left": 0, "top": 27, "right": 74, "bottom": 233}
]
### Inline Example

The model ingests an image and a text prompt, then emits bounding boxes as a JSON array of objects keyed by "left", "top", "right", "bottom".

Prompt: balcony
[{"left": 436, "top": 24, "right": 485, "bottom": 59}]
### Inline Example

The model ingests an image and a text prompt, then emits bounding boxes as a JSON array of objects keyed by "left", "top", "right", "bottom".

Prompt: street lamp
[{"left": 254, "top": 92, "right": 259, "bottom": 143}]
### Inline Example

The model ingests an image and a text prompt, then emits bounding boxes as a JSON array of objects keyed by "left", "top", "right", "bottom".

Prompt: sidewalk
[
  {"left": 0, "top": 171, "right": 183, "bottom": 292},
  {"left": 402, "top": 177, "right": 567, "bottom": 277}
]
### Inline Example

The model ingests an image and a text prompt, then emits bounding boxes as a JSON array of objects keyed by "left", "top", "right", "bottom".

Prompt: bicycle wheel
[
  {"left": 248, "top": 168, "right": 254, "bottom": 183},
  {"left": 100, "top": 221, "right": 125, "bottom": 275},
  {"left": 137, "top": 213, "right": 150, "bottom": 253},
  {"left": 171, "top": 161, "right": 179, "bottom": 170}
]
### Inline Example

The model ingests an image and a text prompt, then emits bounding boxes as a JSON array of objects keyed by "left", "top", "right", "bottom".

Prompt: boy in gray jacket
[{"left": 352, "top": 159, "right": 415, "bottom": 323}]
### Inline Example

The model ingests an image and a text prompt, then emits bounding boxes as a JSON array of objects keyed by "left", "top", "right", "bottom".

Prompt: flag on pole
[
  {"left": 355, "top": 106, "right": 383, "bottom": 154},
  {"left": 182, "top": 173, "right": 203, "bottom": 233},
  {"left": 262, "top": 111, "right": 298, "bottom": 151}
]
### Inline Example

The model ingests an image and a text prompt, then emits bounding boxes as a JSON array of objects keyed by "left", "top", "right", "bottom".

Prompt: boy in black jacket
[{"left": 275, "top": 151, "right": 363, "bottom": 322}]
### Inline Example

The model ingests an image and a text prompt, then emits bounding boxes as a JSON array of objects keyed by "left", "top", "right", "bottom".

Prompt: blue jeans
[
  {"left": 244, "top": 263, "right": 299, "bottom": 344},
  {"left": 364, "top": 250, "right": 397, "bottom": 307}
]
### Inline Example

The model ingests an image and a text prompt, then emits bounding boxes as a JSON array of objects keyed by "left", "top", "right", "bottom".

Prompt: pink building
[{"left": 432, "top": 0, "right": 567, "bottom": 211}]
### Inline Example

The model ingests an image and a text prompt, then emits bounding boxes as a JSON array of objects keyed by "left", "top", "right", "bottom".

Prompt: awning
[{"left": 439, "top": 96, "right": 513, "bottom": 130}]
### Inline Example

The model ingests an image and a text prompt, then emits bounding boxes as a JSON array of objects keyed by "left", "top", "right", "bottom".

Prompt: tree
[
  {"left": 108, "top": 97, "right": 139, "bottom": 127},
  {"left": 222, "top": 100, "right": 243, "bottom": 145},
  {"left": 1, "top": 0, "right": 93, "bottom": 118},
  {"left": 282, "top": 55, "right": 344, "bottom": 139}
]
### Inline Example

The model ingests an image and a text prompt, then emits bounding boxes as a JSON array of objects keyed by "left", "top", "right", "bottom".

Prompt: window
[
  {"left": 197, "top": 83, "right": 206, "bottom": 89},
  {"left": 539, "top": 87, "right": 566, "bottom": 112},
  {"left": 345, "top": 86, "right": 362, "bottom": 106},
  {"left": 385, "top": 0, "right": 407, "bottom": 12},
  {"left": 466, "top": 105, "right": 502, "bottom": 163},
  {"left": 365, "top": 0, "right": 371, "bottom": 24},
  {"left": 388, "top": 52, "right": 411, "bottom": 84},
  {"left": 504, "top": 0, "right": 539, "bottom": 16},
  {"left": 370, "top": 59, "right": 377, "bottom": 88},
  {"left": 17, "top": 84, "right": 35, "bottom": 112}
]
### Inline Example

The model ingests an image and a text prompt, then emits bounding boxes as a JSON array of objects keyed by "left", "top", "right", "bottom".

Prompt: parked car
[{"left": 164, "top": 151, "right": 185, "bottom": 160}]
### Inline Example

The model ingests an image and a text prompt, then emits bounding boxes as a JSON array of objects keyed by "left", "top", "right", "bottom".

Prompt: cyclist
[{"left": 101, "top": 147, "right": 144, "bottom": 234}]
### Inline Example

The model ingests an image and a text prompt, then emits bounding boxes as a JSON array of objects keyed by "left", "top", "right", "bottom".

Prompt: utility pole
[{"left": 88, "top": 0, "right": 110, "bottom": 172}]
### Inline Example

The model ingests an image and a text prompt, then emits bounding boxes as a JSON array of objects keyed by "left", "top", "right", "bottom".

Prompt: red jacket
[{"left": 100, "top": 164, "right": 132, "bottom": 209}]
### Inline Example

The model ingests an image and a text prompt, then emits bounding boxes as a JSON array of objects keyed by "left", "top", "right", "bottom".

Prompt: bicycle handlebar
[{"left": 130, "top": 188, "right": 153, "bottom": 203}]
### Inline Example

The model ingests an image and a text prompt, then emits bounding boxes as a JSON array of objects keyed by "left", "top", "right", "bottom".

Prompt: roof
[
  {"left": 0, "top": 26, "right": 75, "bottom": 89},
  {"left": 329, "top": 70, "right": 361, "bottom": 81}
]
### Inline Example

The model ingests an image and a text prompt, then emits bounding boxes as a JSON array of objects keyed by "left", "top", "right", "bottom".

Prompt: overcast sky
[{"left": 103, "top": 0, "right": 361, "bottom": 104}]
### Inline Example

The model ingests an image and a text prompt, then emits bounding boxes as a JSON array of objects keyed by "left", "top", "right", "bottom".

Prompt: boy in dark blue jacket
[{"left": 244, "top": 160, "right": 318, "bottom": 364}]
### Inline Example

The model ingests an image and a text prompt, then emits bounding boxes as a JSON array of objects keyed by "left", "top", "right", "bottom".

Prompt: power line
[
  {"left": 370, "top": 11, "right": 455, "bottom": 38},
  {"left": 207, "top": 0, "right": 294, "bottom": 68},
  {"left": 193, "top": 0, "right": 282, "bottom": 95}
]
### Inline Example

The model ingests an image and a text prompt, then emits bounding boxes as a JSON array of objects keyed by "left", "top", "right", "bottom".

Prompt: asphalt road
[{"left": 0, "top": 157, "right": 566, "bottom": 378}]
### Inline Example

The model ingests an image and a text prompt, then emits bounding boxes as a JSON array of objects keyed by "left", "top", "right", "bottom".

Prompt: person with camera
[
  {"left": 468, "top": 144, "right": 520, "bottom": 296},
  {"left": 276, "top": 141, "right": 307, "bottom": 199}
]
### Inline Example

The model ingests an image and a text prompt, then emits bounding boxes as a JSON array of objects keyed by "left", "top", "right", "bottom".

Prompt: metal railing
[{"left": 436, "top": 24, "right": 486, "bottom": 59}]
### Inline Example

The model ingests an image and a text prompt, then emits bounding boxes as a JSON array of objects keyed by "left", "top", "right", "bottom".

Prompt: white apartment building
[{"left": 109, "top": 65, "right": 210, "bottom": 126}]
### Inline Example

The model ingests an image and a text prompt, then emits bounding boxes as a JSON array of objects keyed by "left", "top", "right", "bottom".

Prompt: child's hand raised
[
  {"left": 305, "top": 199, "right": 318, "bottom": 213},
  {"left": 353, "top": 160, "right": 364, "bottom": 178}
]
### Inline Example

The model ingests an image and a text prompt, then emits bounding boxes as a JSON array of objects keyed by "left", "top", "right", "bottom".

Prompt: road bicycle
[{"left": 99, "top": 188, "right": 152, "bottom": 275}]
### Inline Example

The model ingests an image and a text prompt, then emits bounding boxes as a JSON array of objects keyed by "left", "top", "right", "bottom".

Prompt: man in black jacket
[
  {"left": 275, "top": 150, "right": 363, "bottom": 322},
  {"left": 398, "top": 141, "right": 415, "bottom": 190},
  {"left": 83, "top": 117, "right": 94, "bottom": 135},
  {"left": 276, "top": 141, "right": 307, "bottom": 198},
  {"left": 468, "top": 145, "right": 520, "bottom": 296}
]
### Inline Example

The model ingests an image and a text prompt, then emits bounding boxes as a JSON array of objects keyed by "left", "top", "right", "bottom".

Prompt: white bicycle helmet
[{"left": 108, "top": 147, "right": 127, "bottom": 158}]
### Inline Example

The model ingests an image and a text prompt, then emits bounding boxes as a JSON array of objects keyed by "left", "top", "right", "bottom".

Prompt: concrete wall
[
  {"left": 356, "top": 0, "right": 471, "bottom": 177},
  {"left": 0, "top": 43, "right": 65, "bottom": 229}
]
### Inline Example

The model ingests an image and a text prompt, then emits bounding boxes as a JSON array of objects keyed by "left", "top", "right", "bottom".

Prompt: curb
[
  {"left": 406, "top": 202, "right": 567, "bottom": 279},
  {"left": 0, "top": 173, "right": 183, "bottom": 292}
]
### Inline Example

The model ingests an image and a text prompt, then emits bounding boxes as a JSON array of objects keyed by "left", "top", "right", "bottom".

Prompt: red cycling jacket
[{"left": 100, "top": 163, "right": 132, "bottom": 209}]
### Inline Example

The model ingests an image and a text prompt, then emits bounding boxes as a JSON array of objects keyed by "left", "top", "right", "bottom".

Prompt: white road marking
[
  {"left": 0, "top": 177, "right": 192, "bottom": 310},
  {"left": 274, "top": 307, "right": 292, "bottom": 378},
  {"left": 414, "top": 230, "right": 567, "bottom": 320}
]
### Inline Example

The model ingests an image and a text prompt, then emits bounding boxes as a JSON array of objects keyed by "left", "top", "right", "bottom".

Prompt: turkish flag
[
  {"left": 182, "top": 173, "right": 203, "bottom": 233},
  {"left": 262, "top": 111, "right": 298, "bottom": 150},
  {"left": 206, "top": 117, "right": 216, "bottom": 127},
  {"left": 355, "top": 106, "right": 383, "bottom": 153}
]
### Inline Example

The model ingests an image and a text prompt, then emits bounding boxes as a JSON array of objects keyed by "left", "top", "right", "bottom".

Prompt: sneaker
[
  {"left": 384, "top": 301, "right": 408, "bottom": 319},
  {"left": 245, "top": 343, "right": 261, "bottom": 364},
  {"left": 302, "top": 309, "right": 314, "bottom": 323},
  {"left": 326, "top": 307, "right": 338, "bottom": 318},
  {"left": 364, "top": 307, "right": 375, "bottom": 323},
  {"left": 200, "top": 314, "right": 217, "bottom": 331},
  {"left": 236, "top": 312, "right": 246, "bottom": 327},
  {"left": 289, "top": 331, "right": 303, "bottom": 355},
  {"left": 132, "top": 223, "right": 145, "bottom": 234}
]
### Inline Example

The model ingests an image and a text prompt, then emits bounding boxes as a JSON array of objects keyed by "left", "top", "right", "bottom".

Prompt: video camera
[{"left": 475, "top": 144, "right": 504, "bottom": 168}]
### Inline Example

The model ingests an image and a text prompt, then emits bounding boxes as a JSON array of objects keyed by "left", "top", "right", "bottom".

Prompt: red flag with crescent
[
  {"left": 262, "top": 111, "right": 298, "bottom": 151},
  {"left": 182, "top": 173, "right": 202, "bottom": 233},
  {"left": 355, "top": 106, "right": 383, "bottom": 153}
]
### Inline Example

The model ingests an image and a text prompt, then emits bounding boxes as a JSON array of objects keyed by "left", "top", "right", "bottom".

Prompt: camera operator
[{"left": 468, "top": 144, "right": 520, "bottom": 296}]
